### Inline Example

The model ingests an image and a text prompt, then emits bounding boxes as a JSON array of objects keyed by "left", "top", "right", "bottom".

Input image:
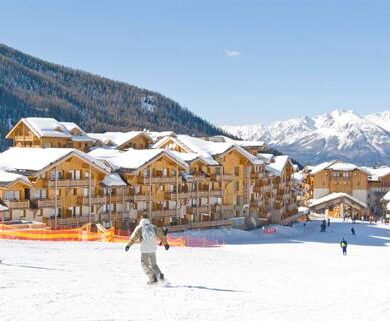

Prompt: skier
[
  {"left": 351, "top": 227, "right": 355, "bottom": 236},
  {"left": 125, "top": 214, "right": 170, "bottom": 284},
  {"left": 320, "top": 220, "right": 326, "bottom": 232},
  {"left": 327, "top": 218, "right": 330, "bottom": 227},
  {"left": 340, "top": 238, "right": 348, "bottom": 255}
]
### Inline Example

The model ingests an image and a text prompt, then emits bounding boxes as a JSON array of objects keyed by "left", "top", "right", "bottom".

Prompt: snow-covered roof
[
  {"left": 102, "top": 173, "right": 127, "bottom": 187},
  {"left": 89, "top": 148, "right": 189, "bottom": 172},
  {"left": 293, "top": 172, "right": 304, "bottom": 183},
  {"left": 7, "top": 118, "right": 93, "bottom": 142},
  {"left": 0, "top": 204, "right": 8, "bottom": 211},
  {"left": 0, "top": 170, "right": 31, "bottom": 187},
  {"left": 257, "top": 153, "right": 275, "bottom": 163},
  {"left": 147, "top": 131, "right": 176, "bottom": 142},
  {"left": 154, "top": 135, "right": 263, "bottom": 165},
  {"left": 381, "top": 191, "right": 390, "bottom": 202},
  {"left": 328, "top": 162, "right": 360, "bottom": 172},
  {"left": 170, "top": 151, "right": 219, "bottom": 166},
  {"left": 360, "top": 166, "right": 390, "bottom": 181},
  {"left": 0, "top": 148, "right": 110, "bottom": 175},
  {"left": 266, "top": 156, "right": 290, "bottom": 176},
  {"left": 309, "top": 192, "right": 367, "bottom": 208},
  {"left": 309, "top": 161, "right": 338, "bottom": 175},
  {"left": 60, "top": 122, "right": 93, "bottom": 142},
  {"left": 88, "top": 131, "right": 152, "bottom": 149}
]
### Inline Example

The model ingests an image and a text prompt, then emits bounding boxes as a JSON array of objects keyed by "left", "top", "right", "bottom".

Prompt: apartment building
[
  {"left": 0, "top": 147, "right": 110, "bottom": 227},
  {"left": 6, "top": 118, "right": 93, "bottom": 151},
  {"left": 1, "top": 118, "right": 300, "bottom": 229}
]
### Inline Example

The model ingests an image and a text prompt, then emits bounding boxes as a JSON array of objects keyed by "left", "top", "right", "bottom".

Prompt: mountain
[
  {"left": 221, "top": 110, "right": 390, "bottom": 166},
  {"left": 0, "top": 43, "right": 228, "bottom": 150}
]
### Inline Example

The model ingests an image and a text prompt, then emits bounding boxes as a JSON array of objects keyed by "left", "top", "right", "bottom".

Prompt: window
[
  {"left": 32, "top": 189, "right": 47, "bottom": 199},
  {"left": 216, "top": 167, "right": 221, "bottom": 175},
  {"left": 4, "top": 190, "right": 20, "bottom": 200},
  {"left": 68, "top": 170, "right": 81, "bottom": 180},
  {"left": 50, "top": 170, "right": 63, "bottom": 180},
  {"left": 234, "top": 181, "right": 240, "bottom": 192},
  {"left": 234, "top": 166, "right": 240, "bottom": 177}
]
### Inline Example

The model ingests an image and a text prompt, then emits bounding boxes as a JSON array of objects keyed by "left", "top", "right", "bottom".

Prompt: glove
[
  {"left": 125, "top": 244, "right": 131, "bottom": 252},
  {"left": 164, "top": 244, "right": 170, "bottom": 251}
]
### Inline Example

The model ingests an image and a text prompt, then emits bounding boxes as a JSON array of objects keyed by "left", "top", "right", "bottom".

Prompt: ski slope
[{"left": 1, "top": 219, "right": 389, "bottom": 321}]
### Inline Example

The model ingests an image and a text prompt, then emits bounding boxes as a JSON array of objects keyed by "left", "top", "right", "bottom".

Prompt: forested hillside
[{"left": 0, "top": 43, "right": 227, "bottom": 150}]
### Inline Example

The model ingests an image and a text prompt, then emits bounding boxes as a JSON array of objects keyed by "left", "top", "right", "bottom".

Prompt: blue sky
[{"left": 1, "top": 0, "right": 390, "bottom": 125}]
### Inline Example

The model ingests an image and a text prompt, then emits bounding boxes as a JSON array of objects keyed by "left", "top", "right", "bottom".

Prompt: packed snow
[{"left": 1, "top": 219, "right": 389, "bottom": 321}]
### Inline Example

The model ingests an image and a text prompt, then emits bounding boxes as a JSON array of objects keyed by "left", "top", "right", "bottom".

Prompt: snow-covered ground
[{"left": 1, "top": 219, "right": 389, "bottom": 321}]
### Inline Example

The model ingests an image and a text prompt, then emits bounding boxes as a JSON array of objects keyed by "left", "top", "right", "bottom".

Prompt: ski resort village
[{"left": 0, "top": 117, "right": 390, "bottom": 321}]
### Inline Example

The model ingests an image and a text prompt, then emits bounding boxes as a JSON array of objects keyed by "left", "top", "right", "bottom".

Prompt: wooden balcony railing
[
  {"left": 4, "top": 200, "right": 30, "bottom": 209},
  {"left": 187, "top": 206, "right": 210, "bottom": 214},
  {"left": 46, "top": 214, "right": 96, "bottom": 227},
  {"left": 32, "top": 199, "right": 62, "bottom": 208},
  {"left": 165, "top": 192, "right": 192, "bottom": 200},
  {"left": 138, "top": 176, "right": 177, "bottom": 184},
  {"left": 48, "top": 179, "right": 91, "bottom": 188},
  {"left": 77, "top": 196, "right": 106, "bottom": 206},
  {"left": 14, "top": 135, "right": 35, "bottom": 141},
  {"left": 139, "top": 209, "right": 178, "bottom": 218}
]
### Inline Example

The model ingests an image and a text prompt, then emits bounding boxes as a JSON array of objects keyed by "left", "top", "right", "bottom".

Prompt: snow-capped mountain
[{"left": 221, "top": 110, "right": 390, "bottom": 166}]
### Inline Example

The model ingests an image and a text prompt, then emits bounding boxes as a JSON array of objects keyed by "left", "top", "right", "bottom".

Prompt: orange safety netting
[{"left": 0, "top": 223, "right": 187, "bottom": 246}]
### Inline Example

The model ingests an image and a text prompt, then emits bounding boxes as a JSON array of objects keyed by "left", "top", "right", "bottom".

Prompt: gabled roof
[
  {"left": 0, "top": 148, "right": 110, "bottom": 176},
  {"left": 309, "top": 160, "right": 338, "bottom": 175},
  {"left": 309, "top": 192, "right": 367, "bottom": 208},
  {"left": 360, "top": 166, "right": 390, "bottom": 182},
  {"left": 102, "top": 173, "right": 127, "bottom": 187},
  {"left": 6, "top": 118, "right": 92, "bottom": 142},
  {"left": 266, "top": 155, "right": 291, "bottom": 176},
  {"left": 310, "top": 160, "right": 370, "bottom": 175},
  {"left": 257, "top": 153, "right": 275, "bottom": 163},
  {"left": 0, "top": 170, "right": 31, "bottom": 188},
  {"left": 59, "top": 122, "right": 93, "bottom": 142},
  {"left": 153, "top": 134, "right": 263, "bottom": 165},
  {"left": 170, "top": 151, "right": 219, "bottom": 166},
  {"left": 88, "top": 131, "right": 152, "bottom": 149},
  {"left": 89, "top": 148, "right": 189, "bottom": 172}
]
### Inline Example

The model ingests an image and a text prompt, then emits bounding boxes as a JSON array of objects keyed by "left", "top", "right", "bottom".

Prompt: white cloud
[{"left": 225, "top": 50, "right": 241, "bottom": 57}]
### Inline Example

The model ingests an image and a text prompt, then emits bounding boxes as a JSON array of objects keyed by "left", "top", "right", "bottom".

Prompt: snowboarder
[
  {"left": 125, "top": 214, "right": 170, "bottom": 284},
  {"left": 340, "top": 238, "right": 348, "bottom": 255},
  {"left": 351, "top": 227, "right": 355, "bottom": 236}
]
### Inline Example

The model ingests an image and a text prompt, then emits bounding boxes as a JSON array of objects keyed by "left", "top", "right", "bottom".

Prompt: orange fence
[{"left": 0, "top": 223, "right": 187, "bottom": 246}]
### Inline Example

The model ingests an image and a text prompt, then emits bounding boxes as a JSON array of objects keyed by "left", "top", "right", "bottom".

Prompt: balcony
[
  {"left": 14, "top": 135, "right": 34, "bottom": 142},
  {"left": 138, "top": 176, "right": 177, "bottom": 184},
  {"left": 187, "top": 206, "right": 210, "bottom": 214},
  {"left": 130, "top": 193, "right": 150, "bottom": 202},
  {"left": 210, "top": 190, "right": 222, "bottom": 197},
  {"left": 140, "top": 209, "right": 178, "bottom": 218},
  {"left": 32, "top": 199, "right": 62, "bottom": 208},
  {"left": 48, "top": 179, "right": 91, "bottom": 188},
  {"left": 185, "top": 174, "right": 208, "bottom": 182},
  {"left": 101, "top": 212, "right": 127, "bottom": 222},
  {"left": 77, "top": 196, "right": 106, "bottom": 206},
  {"left": 4, "top": 200, "right": 30, "bottom": 209},
  {"left": 165, "top": 192, "right": 192, "bottom": 200},
  {"left": 46, "top": 214, "right": 96, "bottom": 227}
]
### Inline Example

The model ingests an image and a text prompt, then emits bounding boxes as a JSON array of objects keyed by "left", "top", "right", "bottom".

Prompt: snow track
[{"left": 1, "top": 220, "right": 389, "bottom": 321}]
